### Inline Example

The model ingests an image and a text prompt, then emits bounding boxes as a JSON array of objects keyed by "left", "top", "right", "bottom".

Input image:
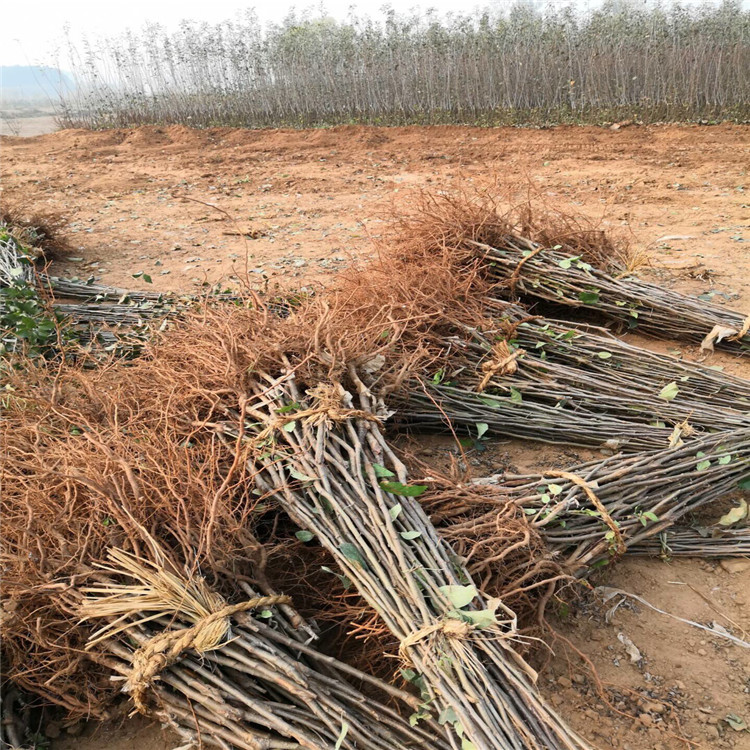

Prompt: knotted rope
[
  {"left": 399, "top": 617, "right": 475, "bottom": 659},
  {"left": 127, "top": 594, "right": 290, "bottom": 713},
  {"left": 252, "top": 383, "right": 383, "bottom": 448},
  {"left": 477, "top": 341, "right": 523, "bottom": 393}
]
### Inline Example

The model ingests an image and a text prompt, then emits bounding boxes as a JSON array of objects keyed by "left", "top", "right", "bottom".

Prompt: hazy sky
[{"left": 1, "top": 0, "right": 740, "bottom": 68}]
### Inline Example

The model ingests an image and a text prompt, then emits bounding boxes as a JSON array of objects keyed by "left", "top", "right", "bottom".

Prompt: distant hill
[{"left": 1, "top": 66, "right": 74, "bottom": 103}]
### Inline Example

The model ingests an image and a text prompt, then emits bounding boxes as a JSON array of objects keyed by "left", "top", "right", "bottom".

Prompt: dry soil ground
[{"left": 1, "top": 123, "right": 749, "bottom": 750}]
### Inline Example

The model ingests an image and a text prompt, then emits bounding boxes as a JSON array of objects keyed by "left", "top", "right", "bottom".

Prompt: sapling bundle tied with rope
[
  {"left": 395, "top": 194, "right": 750, "bottom": 353},
  {"left": 400, "top": 312, "right": 748, "bottom": 451},
  {"left": 79, "top": 548, "right": 448, "bottom": 750},
  {"left": 230, "top": 371, "right": 589, "bottom": 750},
  {"left": 424, "top": 429, "right": 750, "bottom": 573},
  {"left": 3, "top": 193, "right": 750, "bottom": 750},
  {"left": 0, "top": 364, "right": 451, "bottom": 749}
]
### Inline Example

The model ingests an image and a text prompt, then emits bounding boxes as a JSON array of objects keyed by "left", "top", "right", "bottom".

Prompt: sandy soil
[{"left": 1, "top": 123, "right": 749, "bottom": 750}]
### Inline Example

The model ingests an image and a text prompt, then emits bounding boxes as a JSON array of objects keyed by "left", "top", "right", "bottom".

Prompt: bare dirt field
[{"left": 2, "top": 123, "right": 749, "bottom": 750}]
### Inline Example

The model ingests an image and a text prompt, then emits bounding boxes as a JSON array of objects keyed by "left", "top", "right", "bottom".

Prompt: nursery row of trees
[{"left": 57, "top": 0, "right": 750, "bottom": 128}]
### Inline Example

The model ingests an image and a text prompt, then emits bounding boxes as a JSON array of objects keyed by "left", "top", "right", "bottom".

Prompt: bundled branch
[
  {"left": 4, "top": 195, "right": 748, "bottom": 750},
  {"left": 79, "top": 549, "right": 448, "bottom": 750},
  {"left": 235, "top": 372, "right": 588, "bottom": 750},
  {"left": 394, "top": 193, "right": 749, "bottom": 352},
  {"left": 474, "top": 237, "right": 749, "bottom": 352},
  {"left": 424, "top": 429, "right": 750, "bottom": 573},
  {"left": 629, "top": 525, "right": 750, "bottom": 558},
  {"left": 401, "top": 314, "right": 748, "bottom": 451},
  {"left": 0, "top": 368, "right": 449, "bottom": 749}
]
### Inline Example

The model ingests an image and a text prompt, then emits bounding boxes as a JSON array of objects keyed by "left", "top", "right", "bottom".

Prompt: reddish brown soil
[{"left": 2, "top": 124, "right": 749, "bottom": 750}]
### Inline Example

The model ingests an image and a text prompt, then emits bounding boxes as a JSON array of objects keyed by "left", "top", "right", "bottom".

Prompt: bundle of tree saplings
[
  {"left": 59, "top": 269, "right": 589, "bottom": 750},
  {"left": 231, "top": 371, "right": 589, "bottom": 750},
  {"left": 0, "top": 362, "right": 448, "bottom": 749},
  {"left": 400, "top": 319, "right": 748, "bottom": 451},
  {"left": 4, "top": 194, "right": 748, "bottom": 750},
  {"left": 80, "top": 547, "right": 448, "bottom": 750},
  {"left": 484, "top": 300, "right": 750, "bottom": 410},
  {"left": 424, "top": 429, "right": 749, "bottom": 573},
  {"left": 394, "top": 194, "right": 749, "bottom": 353},
  {"left": 629, "top": 524, "right": 750, "bottom": 558}
]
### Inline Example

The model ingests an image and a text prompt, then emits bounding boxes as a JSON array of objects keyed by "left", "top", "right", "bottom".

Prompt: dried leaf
[
  {"left": 617, "top": 632, "right": 642, "bottom": 663},
  {"left": 718, "top": 499, "right": 748, "bottom": 527},
  {"left": 701, "top": 324, "right": 739, "bottom": 352}
]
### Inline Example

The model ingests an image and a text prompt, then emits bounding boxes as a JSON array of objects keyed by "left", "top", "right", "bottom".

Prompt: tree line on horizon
[{"left": 57, "top": 0, "right": 750, "bottom": 129}]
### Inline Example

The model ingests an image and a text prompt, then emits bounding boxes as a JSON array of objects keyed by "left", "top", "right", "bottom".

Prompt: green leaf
[
  {"left": 548, "top": 483, "right": 563, "bottom": 496},
  {"left": 725, "top": 714, "right": 748, "bottom": 732},
  {"left": 339, "top": 543, "right": 368, "bottom": 570},
  {"left": 276, "top": 401, "right": 300, "bottom": 414},
  {"left": 642, "top": 511, "right": 659, "bottom": 523},
  {"left": 509, "top": 387, "right": 522, "bottom": 403},
  {"left": 142, "top": 274, "right": 153, "bottom": 284},
  {"left": 321, "top": 566, "right": 352, "bottom": 590},
  {"left": 461, "top": 609, "right": 498, "bottom": 628},
  {"left": 372, "top": 463, "right": 395, "bottom": 478},
  {"left": 290, "top": 467, "right": 316, "bottom": 482},
  {"left": 389, "top": 503, "right": 403, "bottom": 521},
  {"left": 295, "top": 530, "right": 314, "bottom": 542},
  {"left": 475, "top": 422, "right": 489, "bottom": 440},
  {"left": 718, "top": 454, "right": 733, "bottom": 465},
  {"left": 658, "top": 382, "right": 679, "bottom": 401},
  {"left": 334, "top": 721, "right": 350, "bottom": 750},
  {"left": 696, "top": 460, "right": 711, "bottom": 471},
  {"left": 740, "top": 478, "right": 750, "bottom": 491},
  {"left": 258, "top": 609, "right": 273, "bottom": 618},
  {"left": 438, "top": 584, "right": 477, "bottom": 609},
  {"left": 400, "top": 530, "right": 422, "bottom": 540},
  {"left": 438, "top": 707, "right": 458, "bottom": 725},
  {"left": 462, "top": 740, "right": 478, "bottom": 750},
  {"left": 578, "top": 290, "right": 600, "bottom": 304},
  {"left": 597, "top": 351, "right": 612, "bottom": 359},
  {"left": 380, "top": 481, "right": 428, "bottom": 497},
  {"left": 478, "top": 395, "right": 501, "bottom": 408},
  {"left": 400, "top": 668, "right": 417, "bottom": 682},
  {"left": 283, "top": 420, "right": 297, "bottom": 432}
]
